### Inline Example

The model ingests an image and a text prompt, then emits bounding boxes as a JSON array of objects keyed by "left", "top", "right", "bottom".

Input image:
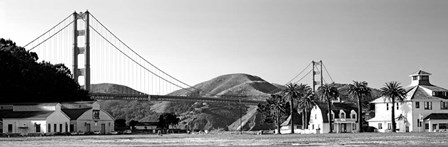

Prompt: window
[
  {"left": 417, "top": 119, "right": 421, "bottom": 127},
  {"left": 315, "top": 114, "right": 317, "bottom": 119},
  {"left": 312, "top": 124, "right": 314, "bottom": 130},
  {"left": 416, "top": 102, "right": 420, "bottom": 108},
  {"left": 441, "top": 102, "right": 448, "bottom": 110},
  {"left": 59, "top": 124, "right": 62, "bottom": 132},
  {"left": 8, "top": 124, "right": 13, "bottom": 133},
  {"left": 425, "top": 123, "right": 429, "bottom": 129},
  {"left": 54, "top": 124, "right": 57, "bottom": 132},
  {"left": 424, "top": 102, "right": 432, "bottom": 110},
  {"left": 397, "top": 103, "right": 399, "bottom": 110},
  {"left": 387, "top": 123, "right": 391, "bottom": 130},
  {"left": 35, "top": 124, "right": 41, "bottom": 133},
  {"left": 439, "top": 123, "right": 448, "bottom": 129},
  {"left": 351, "top": 114, "right": 356, "bottom": 119},
  {"left": 48, "top": 124, "right": 51, "bottom": 132},
  {"left": 93, "top": 110, "right": 100, "bottom": 119},
  {"left": 413, "top": 76, "right": 417, "bottom": 80},
  {"left": 421, "top": 76, "right": 429, "bottom": 80},
  {"left": 378, "top": 123, "right": 382, "bottom": 129},
  {"left": 386, "top": 103, "right": 389, "bottom": 110},
  {"left": 340, "top": 112, "right": 346, "bottom": 119}
]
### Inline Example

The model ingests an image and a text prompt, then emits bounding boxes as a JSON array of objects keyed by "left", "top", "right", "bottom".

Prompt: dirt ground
[{"left": 0, "top": 132, "right": 447, "bottom": 146}]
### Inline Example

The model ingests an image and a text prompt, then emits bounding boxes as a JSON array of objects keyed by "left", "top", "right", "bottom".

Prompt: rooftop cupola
[{"left": 409, "top": 70, "right": 431, "bottom": 86}]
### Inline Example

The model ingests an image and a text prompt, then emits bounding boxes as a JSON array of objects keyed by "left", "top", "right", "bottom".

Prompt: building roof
[
  {"left": 62, "top": 108, "right": 91, "bottom": 120},
  {"left": 420, "top": 85, "right": 448, "bottom": 92},
  {"left": 316, "top": 102, "right": 357, "bottom": 123},
  {"left": 0, "top": 111, "right": 53, "bottom": 119},
  {"left": 136, "top": 122, "right": 158, "bottom": 126},
  {"left": 424, "top": 113, "right": 448, "bottom": 120},
  {"left": 410, "top": 70, "right": 431, "bottom": 76}
]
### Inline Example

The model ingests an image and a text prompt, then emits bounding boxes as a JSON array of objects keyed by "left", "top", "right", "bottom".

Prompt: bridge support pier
[{"left": 73, "top": 11, "right": 90, "bottom": 91}]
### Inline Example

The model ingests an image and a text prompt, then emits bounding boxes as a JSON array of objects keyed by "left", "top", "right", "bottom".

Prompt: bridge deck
[{"left": 89, "top": 93, "right": 266, "bottom": 105}]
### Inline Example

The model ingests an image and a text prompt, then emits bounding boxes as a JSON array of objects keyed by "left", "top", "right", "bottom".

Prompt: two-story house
[
  {"left": 308, "top": 101, "right": 358, "bottom": 134},
  {"left": 368, "top": 70, "right": 448, "bottom": 132}
]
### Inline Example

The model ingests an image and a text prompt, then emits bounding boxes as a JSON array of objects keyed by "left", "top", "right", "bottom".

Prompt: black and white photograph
[{"left": 1, "top": 0, "right": 448, "bottom": 146}]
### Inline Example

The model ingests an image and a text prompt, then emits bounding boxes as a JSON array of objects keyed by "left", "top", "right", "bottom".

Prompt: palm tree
[
  {"left": 298, "top": 91, "right": 317, "bottom": 129},
  {"left": 318, "top": 84, "right": 339, "bottom": 133},
  {"left": 380, "top": 81, "right": 406, "bottom": 133},
  {"left": 348, "top": 81, "right": 371, "bottom": 132},
  {"left": 282, "top": 83, "right": 304, "bottom": 134}
]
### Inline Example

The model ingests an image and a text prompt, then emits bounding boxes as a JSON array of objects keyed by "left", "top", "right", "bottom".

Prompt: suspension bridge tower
[
  {"left": 312, "top": 60, "right": 324, "bottom": 92},
  {"left": 73, "top": 11, "right": 91, "bottom": 91}
]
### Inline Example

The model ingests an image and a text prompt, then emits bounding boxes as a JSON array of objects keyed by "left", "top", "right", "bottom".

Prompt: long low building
[{"left": 0, "top": 101, "right": 114, "bottom": 135}]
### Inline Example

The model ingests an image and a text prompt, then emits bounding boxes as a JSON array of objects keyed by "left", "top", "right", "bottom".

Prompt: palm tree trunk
[
  {"left": 328, "top": 101, "right": 333, "bottom": 133},
  {"left": 391, "top": 98, "right": 396, "bottom": 132},
  {"left": 304, "top": 108, "right": 308, "bottom": 129},
  {"left": 276, "top": 107, "right": 281, "bottom": 134},
  {"left": 290, "top": 99, "right": 294, "bottom": 134},
  {"left": 357, "top": 94, "right": 362, "bottom": 133},
  {"left": 302, "top": 109, "right": 305, "bottom": 129}
]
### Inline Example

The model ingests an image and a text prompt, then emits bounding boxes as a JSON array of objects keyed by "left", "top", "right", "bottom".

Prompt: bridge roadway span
[{"left": 90, "top": 93, "right": 266, "bottom": 105}]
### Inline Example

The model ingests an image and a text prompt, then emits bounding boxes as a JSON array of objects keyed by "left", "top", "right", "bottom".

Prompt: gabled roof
[
  {"left": 424, "top": 113, "right": 448, "bottom": 120},
  {"left": 315, "top": 102, "right": 357, "bottom": 123},
  {"left": 1, "top": 111, "right": 53, "bottom": 119},
  {"left": 410, "top": 70, "right": 431, "bottom": 76},
  {"left": 62, "top": 108, "right": 91, "bottom": 120}
]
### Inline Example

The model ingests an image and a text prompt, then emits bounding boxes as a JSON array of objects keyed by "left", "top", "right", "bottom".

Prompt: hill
[
  {"left": 153, "top": 73, "right": 280, "bottom": 131},
  {"left": 92, "top": 83, "right": 160, "bottom": 123}
]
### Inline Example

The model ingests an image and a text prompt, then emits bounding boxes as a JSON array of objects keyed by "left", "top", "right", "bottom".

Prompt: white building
[
  {"left": 1, "top": 101, "right": 115, "bottom": 135},
  {"left": 1, "top": 103, "right": 71, "bottom": 135},
  {"left": 61, "top": 102, "right": 115, "bottom": 134},
  {"left": 308, "top": 102, "right": 358, "bottom": 134},
  {"left": 368, "top": 70, "right": 448, "bottom": 132}
]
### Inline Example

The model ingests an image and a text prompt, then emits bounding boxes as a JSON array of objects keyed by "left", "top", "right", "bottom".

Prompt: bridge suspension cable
[
  {"left": 24, "top": 14, "right": 73, "bottom": 49},
  {"left": 322, "top": 62, "right": 334, "bottom": 83}
]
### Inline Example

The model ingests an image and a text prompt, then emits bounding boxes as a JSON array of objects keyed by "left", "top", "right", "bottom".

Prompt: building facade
[
  {"left": 1, "top": 101, "right": 115, "bottom": 135},
  {"left": 308, "top": 102, "right": 358, "bottom": 134},
  {"left": 368, "top": 70, "right": 448, "bottom": 132}
]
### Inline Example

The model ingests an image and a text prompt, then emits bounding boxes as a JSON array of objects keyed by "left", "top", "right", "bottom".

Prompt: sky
[{"left": 1, "top": 0, "right": 448, "bottom": 90}]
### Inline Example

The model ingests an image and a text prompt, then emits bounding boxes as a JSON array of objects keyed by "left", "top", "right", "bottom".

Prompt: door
[
  {"left": 101, "top": 124, "right": 106, "bottom": 134},
  {"left": 86, "top": 124, "right": 91, "bottom": 132}
]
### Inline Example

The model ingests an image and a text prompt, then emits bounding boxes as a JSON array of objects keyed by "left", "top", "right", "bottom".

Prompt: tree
[
  {"left": 129, "top": 120, "right": 139, "bottom": 130},
  {"left": 348, "top": 81, "right": 371, "bottom": 132},
  {"left": 318, "top": 84, "right": 339, "bottom": 133},
  {"left": 257, "top": 94, "right": 287, "bottom": 134},
  {"left": 282, "top": 83, "right": 303, "bottom": 134},
  {"left": 298, "top": 89, "right": 317, "bottom": 129},
  {"left": 158, "top": 113, "right": 180, "bottom": 132},
  {"left": 380, "top": 81, "right": 406, "bottom": 133},
  {"left": 0, "top": 38, "right": 89, "bottom": 102}
]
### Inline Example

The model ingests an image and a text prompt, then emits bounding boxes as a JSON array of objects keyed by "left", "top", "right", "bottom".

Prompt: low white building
[
  {"left": 1, "top": 103, "right": 71, "bottom": 135},
  {"left": 368, "top": 70, "right": 448, "bottom": 132},
  {"left": 308, "top": 102, "right": 358, "bottom": 134},
  {"left": 1, "top": 101, "right": 115, "bottom": 135}
]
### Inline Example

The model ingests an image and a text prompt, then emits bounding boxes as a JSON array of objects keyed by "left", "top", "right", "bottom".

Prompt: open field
[{"left": 0, "top": 132, "right": 447, "bottom": 147}]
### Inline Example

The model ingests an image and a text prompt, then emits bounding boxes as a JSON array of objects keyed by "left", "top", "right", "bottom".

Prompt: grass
[{"left": 0, "top": 132, "right": 448, "bottom": 146}]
